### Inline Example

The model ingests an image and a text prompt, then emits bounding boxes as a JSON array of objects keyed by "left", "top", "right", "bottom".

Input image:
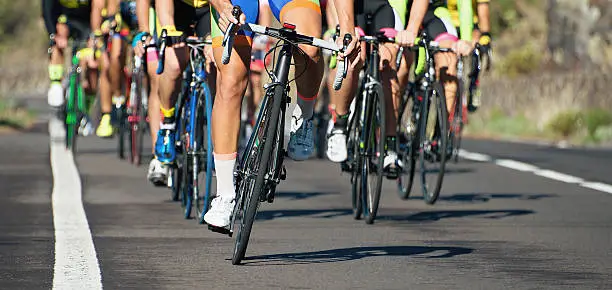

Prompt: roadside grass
[
  {"left": 0, "top": 98, "right": 35, "bottom": 131},
  {"left": 465, "top": 107, "right": 612, "bottom": 146}
]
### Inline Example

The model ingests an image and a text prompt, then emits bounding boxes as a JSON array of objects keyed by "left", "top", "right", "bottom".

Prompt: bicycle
[
  {"left": 396, "top": 33, "right": 451, "bottom": 204},
  {"left": 336, "top": 30, "right": 396, "bottom": 225},
  {"left": 126, "top": 34, "right": 152, "bottom": 166},
  {"left": 52, "top": 37, "right": 93, "bottom": 151},
  {"left": 158, "top": 33, "right": 215, "bottom": 222},
  {"left": 219, "top": 6, "right": 339, "bottom": 265}
]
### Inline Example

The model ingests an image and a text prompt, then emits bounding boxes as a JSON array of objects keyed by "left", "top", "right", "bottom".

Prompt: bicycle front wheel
[
  {"left": 418, "top": 82, "right": 448, "bottom": 205},
  {"left": 232, "top": 85, "right": 282, "bottom": 265},
  {"left": 362, "top": 85, "right": 385, "bottom": 225},
  {"left": 396, "top": 90, "right": 417, "bottom": 200}
]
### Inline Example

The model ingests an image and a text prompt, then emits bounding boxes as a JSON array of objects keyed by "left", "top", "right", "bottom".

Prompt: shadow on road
[
  {"left": 380, "top": 209, "right": 534, "bottom": 222},
  {"left": 256, "top": 209, "right": 352, "bottom": 221},
  {"left": 242, "top": 245, "right": 473, "bottom": 265},
  {"left": 438, "top": 193, "right": 557, "bottom": 204},
  {"left": 274, "top": 191, "right": 335, "bottom": 200}
]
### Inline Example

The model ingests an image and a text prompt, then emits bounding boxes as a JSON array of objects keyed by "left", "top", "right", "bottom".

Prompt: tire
[
  {"left": 199, "top": 83, "right": 214, "bottom": 223},
  {"left": 418, "top": 82, "right": 448, "bottom": 205},
  {"left": 363, "top": 85, "right": 385, "bottom": 225},
  {"left": 450, "top": 81, "right": 464, "bottom": 164},
  {"left": 117, "top": 106, "right": 126, "bottom": 159},
  {"left": 396, "top": 90, "right": 417, "bottom": 200},
  {"left": 347, "top": 98, "right": 362, "bottom": 220},
  {"left": 232, "top": 85, "right": 282, "bottom": 265}
]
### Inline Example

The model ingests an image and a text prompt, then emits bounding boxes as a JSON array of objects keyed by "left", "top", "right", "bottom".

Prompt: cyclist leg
[
  {"left": 204, "top": 0, "right": 258, "bottom": 229},
  {"left": 45, "top": 0, "right": 65, "bottom": 107},
  {"left": 154, "top": 0, "right": 191, "bottom": 165},
  {"left": 424, "top": 8, "right": 459, "bottom": 123},
  {"left": 270, "top": 0, "right": 324, "bottom": 161}
]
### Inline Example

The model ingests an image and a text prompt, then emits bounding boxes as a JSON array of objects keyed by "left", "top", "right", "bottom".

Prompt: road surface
[{"left": 1, "top": 112, "right": 611, "bottom": 289}]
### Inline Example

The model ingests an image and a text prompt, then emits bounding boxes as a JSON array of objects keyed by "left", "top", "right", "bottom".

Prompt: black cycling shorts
[
  {"left": 61, "top": 14, "right": 91, "bottom": 41},
  {"left": 120, "top": 1, "right": 139, "bottom": 31},
  {"left": 421, "top": 8, "right": 457, "bottom": 41},
  {"left": 354, "top": 0, "right": 398, "bottom": 36},
  {"left": 174, "top": 0, "right": 211, "bottom": 38}
]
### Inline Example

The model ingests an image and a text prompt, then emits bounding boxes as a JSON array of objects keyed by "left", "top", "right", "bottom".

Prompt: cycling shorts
[
  {"left": 120, "top": 1, "right": 139, "bottom": 31},
  {"left": 422, "top": 7, "right": 458, "bottom": 42},
  {"left": 58, "top": 14, "right": 91, "bottom": 41},
  {"left": 354, "top": 0, "right": 401, "bottom": 37},
  {"left": 174, "top": 0, "right": 211, "bottom": 37},
  {"left": 211, "top": 0, "right": 321, "bottom": 48}
]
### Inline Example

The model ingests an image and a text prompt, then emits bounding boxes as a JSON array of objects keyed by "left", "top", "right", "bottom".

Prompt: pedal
[
  {"left": 340, "top": 161, "right": 352, "bottom": 172},
  {"left": 384, "top": 168, "right": 399, "bottom": 180},
  {"left": 207, "top": 224, "right": 232, "bottom": 236},
  {"left": 279, "top": 166, "right": 287, "bottom": 180}
]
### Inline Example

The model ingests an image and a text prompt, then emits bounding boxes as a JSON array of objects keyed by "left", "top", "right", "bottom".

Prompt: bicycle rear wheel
[
  {"left": 198, "top": 84, "right": 214, "bottom": 223},
  {"left": 117, "top": 105, "right": 127, "bottom": 159},
  {"left": 65, "top": 78, "right": 80, "bottom": 151},
  {"left": 450, "top": 82, "right": 465, "bottom": 163},
  {"left": 418, "top": 82, "right": 448, "bottom": 205},
  {"left": 396, "top": 90, "right": 417, "bottom": 200},
  {"left": 362, "top": 85, "right": 385, "bottom": 225},
  {"left": 232, "top": 85, "right": 281, "bottom": 265},
  {"left": 129, "top": 69, "right": 147, "bottom": 165}
]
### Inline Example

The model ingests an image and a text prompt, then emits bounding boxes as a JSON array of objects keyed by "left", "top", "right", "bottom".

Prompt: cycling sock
[
  {"left": 334, "top": 112, "right": 349, "bottom": 130},
  {"left": 297, "top": 92, "right": 316, "bottom": 120},
  {"left": 160, "top": 106, "right": 176, "bottom": 130},
  {"left": 48, "top": 64, "right": 63, "bottom": 84},
  {"left": 214, "top": 152, "right": 237, "bottom": 199}
]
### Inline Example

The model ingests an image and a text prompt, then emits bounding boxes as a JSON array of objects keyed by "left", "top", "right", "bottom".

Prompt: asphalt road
[{"left": 1, "top": 114, "right": 611, "bottom": 289}]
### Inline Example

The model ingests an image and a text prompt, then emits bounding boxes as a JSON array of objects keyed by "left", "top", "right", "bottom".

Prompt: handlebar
[
  {"left": 156, "top": 29, "right": 168, "bottom": 75},
  {"left": 333, "top": 33, "right": 351, "bottom": 91}
]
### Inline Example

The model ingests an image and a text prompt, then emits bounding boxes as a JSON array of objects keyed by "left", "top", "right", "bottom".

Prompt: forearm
[
  {"left": 137, "top": 0, "right": 151, "bottom": 32},
  {"left": 477, "top": 2, "right": 490, "bottom": 33},
  {"left": 459, "top": 0, "right": 474, "bottom": 41},
  {"left": 334, "top": 0, "right": 354, "bottom": 34},
  {"left": 406, "top": 0, "right": 428, "bottom": 34},
  {"left": 155, "top": 0, "right": 175, "bottom": 27},
  {"left": 91, "top": 0, "right": 105, "bottom": 32},
  {"left": 210, "top": 0, "right": 232, "bottom": 12},
  {"left": 326, "top": 0, "right": 339, "bottom": 29},
  {"left": 259, "top": 4, "right": 272, "bottom": 27}
]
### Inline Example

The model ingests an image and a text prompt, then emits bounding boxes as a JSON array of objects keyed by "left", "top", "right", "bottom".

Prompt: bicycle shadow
[
  {"left": 241, "top": 245, "right": 473, "bottom": 266},
  {"left": 274, "top": 191, "right": 334, "bottom": 201},
  {"left": 379, "top": 209, "right": 534, "bottom": 222},
  {"left": 438, "top": 193, "right": 557, "bottom": 204},
  {"left": 255, "top": 208, "right": 352, "bottom": 221}
]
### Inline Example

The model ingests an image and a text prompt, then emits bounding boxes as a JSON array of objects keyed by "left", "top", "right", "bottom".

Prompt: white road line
[
  {"left": 49, "top": 118, "right": 102, "bottom": 290},
  {"left": 460, "top": 149, "right": 612, "bottom": 195},
  {"left": 457, "top": 149, "right": 492, "bottom": 162},
  {"left": 534, "top": 170, "right": 584, "bottom": 184},
  {"left": 494, "top": 159, "right": 539, "bottom": 172},
  {"left": 580, "top": 182, "right": 612, "bottom": 194}
]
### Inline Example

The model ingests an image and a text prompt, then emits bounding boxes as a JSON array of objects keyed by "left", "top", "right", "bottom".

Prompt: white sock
[{"left": 214, "top": 152, "right": 237, "bottom": 199}]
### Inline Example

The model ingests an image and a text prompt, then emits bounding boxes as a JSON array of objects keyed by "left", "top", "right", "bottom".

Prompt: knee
[
  {"left": 300, "top": 45, "right": 322, "bottom": 65},
  {"left": 163, "top": 58, "right": 183, "bottom": 82},
  {"left": 217, "top": 72, "right": 247, "bottom": 104}
]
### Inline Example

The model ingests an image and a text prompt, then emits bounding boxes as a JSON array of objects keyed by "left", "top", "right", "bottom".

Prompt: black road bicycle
[
  {"left": 219, "top": 6, "right": 339, "bottom": 265},
  {"left": 396, "top": 33, "right": 451, "bottom": 204}
]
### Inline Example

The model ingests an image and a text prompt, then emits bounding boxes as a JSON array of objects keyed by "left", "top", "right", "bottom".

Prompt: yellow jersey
[
  {"left": 182, "top": 0, "right": 209, "bottom": 8},
  {"left": 447, "top": 0, "right": 489, "bottom": 27}
]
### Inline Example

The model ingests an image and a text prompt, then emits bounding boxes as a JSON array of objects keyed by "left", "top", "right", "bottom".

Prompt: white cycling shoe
[
  {"left": 147, "top": 158, "right": 168, "bottom": 186},
  {"left": 48, "top": 83, "right": 64, "bottom": 107},
  {"left": 203, "top": 196, "right": 235, "bottom": 228},
  {"left": 326, "top": 129, "right": 348, "bottom": 163}
]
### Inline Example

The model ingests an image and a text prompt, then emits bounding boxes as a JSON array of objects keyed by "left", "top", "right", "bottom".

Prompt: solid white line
[
  {"left": 49, "top": 118, "right": 102, "bottom": 290},
  {"left": 494, "top": 159, "right": 539, "bottom": 172},
  {"left": 580, "top": 182, "right": 612, "bottom": 194},
  {"left": 534, "top": 169, "right": 584, "bottom": 184},
  {"left": 458, "top": 149, "right": 492, "bottom": 162}
]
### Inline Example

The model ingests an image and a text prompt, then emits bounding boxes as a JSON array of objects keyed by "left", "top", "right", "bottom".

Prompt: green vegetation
[
  {"left": 0, "top": 98, "right": 35, "bottom": 131},
  {"left": 467, "top": 108, "right": 612, "bottom": 146}
]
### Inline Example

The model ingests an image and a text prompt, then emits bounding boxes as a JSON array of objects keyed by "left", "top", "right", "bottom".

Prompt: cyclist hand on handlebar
[
  {"left": 212, "top": 1, "right": 246, "bottom": 33},
  {"left": 453, "top": 40, "right": 472, "bottom": 56},
  {"left": 395, "top": 29, "right": 418, "bottom": 48},
  {"left": 132, "top": 32, "right": 151, "bottom": 58},
  {"left": 336, "top": 29, "right": 361, "bottom": 71}
]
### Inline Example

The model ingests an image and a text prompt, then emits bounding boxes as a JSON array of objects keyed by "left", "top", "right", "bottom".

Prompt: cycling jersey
[
  {"left": 43, "top": 0, "right": 92, "bottom": 38},
  {"left": 181, "top": 0, "right": 209, "bottom": 8},
  {"left": 211, "top": 0, "right": 321, "bottom": 47},
  {"left": 447, "top": 0, "right": 489, "bottom": 27}
]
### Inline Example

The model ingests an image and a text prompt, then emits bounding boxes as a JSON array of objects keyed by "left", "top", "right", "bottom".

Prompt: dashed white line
[
  {"left": 580, "top": 182, "right": 612, "bottom": 194},
  {"left": 534, "top": 170, "right": 584, "bottom": 184},
  {"left": 457, "top": 149, "right": 492, "bottom": 162},
  {"left": 49, "top": 118, "right": 102, "bottom": 290},
  {"left": 460, "top": 149, "right": 612, "bottom": 195},
  {"left": 494, "top": 159, "right": 539, "bottom": 172}
]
